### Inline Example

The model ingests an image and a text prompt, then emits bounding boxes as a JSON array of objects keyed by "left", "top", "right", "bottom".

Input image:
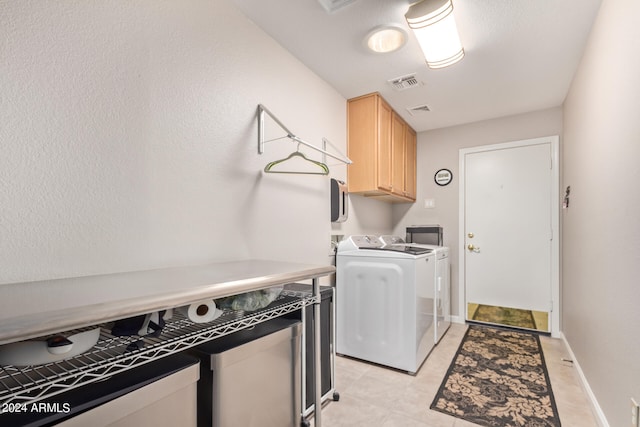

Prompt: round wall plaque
[{"left": 434, "top": 168, "right": 452, "bottom": 186}]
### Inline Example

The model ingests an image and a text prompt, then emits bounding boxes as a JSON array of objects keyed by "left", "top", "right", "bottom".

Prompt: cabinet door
[
  {"left": 347, "top": 95, "right": 378, "bottom": 193},
  {"left": 391, "top": 113, "right": 406, "bottom": 196},
  {"left": 405, "top": 127, "right": 417, "bottom": 200},
  {"left": 376, "top": 97, "right": 393, "bottom": 192}
]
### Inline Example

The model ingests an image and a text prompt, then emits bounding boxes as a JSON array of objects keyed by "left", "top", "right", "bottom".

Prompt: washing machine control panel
[
  {"left": 379, "top": 235, "right": 405, "bottom": 245},
  {"left": 350, "top": 235, "right": 384, "bottom": 249}
]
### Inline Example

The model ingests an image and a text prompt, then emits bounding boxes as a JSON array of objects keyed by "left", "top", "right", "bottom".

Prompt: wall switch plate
[
  {"left": 424, "top": 198, "right": 435, "bottom": 209},
  {"left": 632, "top": 398, "right": 639, "bottom": 427}
]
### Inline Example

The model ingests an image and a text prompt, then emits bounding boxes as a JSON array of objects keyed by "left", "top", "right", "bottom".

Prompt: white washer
[
  {"left": 336, "top": 235, "right": 436, "bottom": 374},
  {"left": 380, "top": 236, "right": 451, "bottom": 344}
]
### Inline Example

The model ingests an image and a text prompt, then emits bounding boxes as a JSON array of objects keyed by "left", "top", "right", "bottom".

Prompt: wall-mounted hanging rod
[{"left": 257, "top": 104, "right": 352, "bottom": 165}]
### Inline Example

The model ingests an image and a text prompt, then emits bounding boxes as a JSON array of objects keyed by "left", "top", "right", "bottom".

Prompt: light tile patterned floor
[{"left": 311, "top": 323, "right": 599, "bottom": 427}]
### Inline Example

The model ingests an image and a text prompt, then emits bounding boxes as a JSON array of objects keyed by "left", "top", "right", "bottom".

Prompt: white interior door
[{"left": 460, "top": 137, "right": 559, "bottom": 334}]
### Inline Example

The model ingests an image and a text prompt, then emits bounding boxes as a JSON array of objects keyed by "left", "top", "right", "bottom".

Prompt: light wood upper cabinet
[
  {"left": 347, "top": 93, "right": 416, "bottom": 203},
  {"left": 391, "top": 112, "right": 405, "bottom": 196},
  {"left": 405, "top": 126, "right": 417, "bottom": 200},
  {"left": 377, "top": 98, "right": 393, "bottom": 192}
]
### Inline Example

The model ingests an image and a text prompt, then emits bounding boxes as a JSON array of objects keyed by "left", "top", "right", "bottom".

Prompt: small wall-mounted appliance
[{"left": 331, "top": 179, "right": 348, "bottom": 222}]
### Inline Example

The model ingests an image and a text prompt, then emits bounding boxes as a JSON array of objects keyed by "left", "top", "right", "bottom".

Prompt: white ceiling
[{"left": 230, "top": 0, "right": 602, "bottom": 132}]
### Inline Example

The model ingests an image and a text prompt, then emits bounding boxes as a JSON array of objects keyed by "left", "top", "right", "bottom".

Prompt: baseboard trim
[
  {"left": 450, "top": 315, "right": 464, "bottom": 324},
  {"left": 560, "top": 332, "right": 610, "bottom": 427}
]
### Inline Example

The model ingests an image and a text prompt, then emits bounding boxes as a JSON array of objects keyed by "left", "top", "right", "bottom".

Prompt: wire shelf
[{"left": 0, "top": 292, "right": 316, "bottom": 406}]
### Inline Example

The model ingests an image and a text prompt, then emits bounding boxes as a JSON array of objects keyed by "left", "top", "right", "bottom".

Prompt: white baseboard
[
  {"left": 450, "top": 315, "right": 464, "bottom": 324},
  {"left": 560, "top": 332, "right": 610, "bottom": 427}
]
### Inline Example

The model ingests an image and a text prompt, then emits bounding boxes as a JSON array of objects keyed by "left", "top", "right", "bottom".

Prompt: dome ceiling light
[{"left": 364, "top": 25, "right": 408, "bottom": 54}]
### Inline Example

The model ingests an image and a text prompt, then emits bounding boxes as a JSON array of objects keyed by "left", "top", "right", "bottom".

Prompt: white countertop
[{"left": 0, "top": 260, "right": 335, "bottom": 345}]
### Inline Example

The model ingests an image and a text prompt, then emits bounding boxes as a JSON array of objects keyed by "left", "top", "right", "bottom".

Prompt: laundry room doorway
[{"left": 459, "top": 136, "right": 560, "bottom": 336}]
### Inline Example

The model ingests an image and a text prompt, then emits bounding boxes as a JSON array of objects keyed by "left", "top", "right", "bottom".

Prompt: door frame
[{"left": 458, "top": 136, "right": 560, "bottom": 337}]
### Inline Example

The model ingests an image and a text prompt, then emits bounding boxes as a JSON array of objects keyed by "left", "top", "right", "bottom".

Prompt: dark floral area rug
[{"left": 430, "top": 325, "right": 561, "bottom": 427}]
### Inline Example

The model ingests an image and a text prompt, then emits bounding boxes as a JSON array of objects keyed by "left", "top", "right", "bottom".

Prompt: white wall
[
  {"left": 0, "top": 0, "right": 389, "bottom": 285},
  {"left": 562, "top": 0, "right": 640, "bottom": 425},
  {"left": 392, "top": 108, "right": 563, "bottom": 319},
  {"left": 332, "top": 195, "right": 393, "bottom": 237}
]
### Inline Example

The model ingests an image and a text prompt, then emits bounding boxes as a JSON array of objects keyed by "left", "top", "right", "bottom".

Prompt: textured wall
[
  {"left": 0, "top": 0, "right": 390, "bottom": 284},
  {"left": 562, "top": 0, "right": 640, "bottom": 425}
]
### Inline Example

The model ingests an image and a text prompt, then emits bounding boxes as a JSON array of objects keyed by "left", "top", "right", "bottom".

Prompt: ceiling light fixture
[
  {"left": 364, "top": 25, "right": 407, "bottom": 54},
  {"left": 405, "top": 0, "right": 464, "bottom": 69}
]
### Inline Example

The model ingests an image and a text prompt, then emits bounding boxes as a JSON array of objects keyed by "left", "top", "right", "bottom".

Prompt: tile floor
[{"left": 312, "top": 323, "right": 599, "bottom": 427}]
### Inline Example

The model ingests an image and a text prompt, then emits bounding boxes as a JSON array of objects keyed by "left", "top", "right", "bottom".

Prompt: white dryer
[
  {"left": 380, "top": 236, "right": 451, "bottom": 344},
  {"left": 336, "top": 235, "right": 436, "bottom": 374}
]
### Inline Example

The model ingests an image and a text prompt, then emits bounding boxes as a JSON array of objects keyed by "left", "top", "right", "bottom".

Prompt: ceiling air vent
[
  {"left": 317, "top": 0, "right": 357, "bottom": 13},
  {"left": 407, "top": 104, "right": 431, "bottom": 115},
  {"left": 388, "top": 73, "right": 420, "bottom": 91}
]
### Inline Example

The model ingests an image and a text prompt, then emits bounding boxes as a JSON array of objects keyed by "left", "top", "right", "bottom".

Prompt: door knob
[
  {"left": 468, "top": 232, "right": 474, "bottom": 238},
  {"left": 467, "top": 244, "right": 480, "bottom": 252}
]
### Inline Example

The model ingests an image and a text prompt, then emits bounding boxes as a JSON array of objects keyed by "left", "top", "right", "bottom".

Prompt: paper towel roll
[
  {"left": 178, "top": 300, "right": 223, "bottom": 323},
  {"left": 0, "top": 328, "right": 100, "bottom": 367}
]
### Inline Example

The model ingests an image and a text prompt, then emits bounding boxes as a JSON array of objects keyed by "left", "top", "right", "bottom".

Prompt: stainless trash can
[{"left": 192, "top": 318, "right": 302, "bottom": 427}]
